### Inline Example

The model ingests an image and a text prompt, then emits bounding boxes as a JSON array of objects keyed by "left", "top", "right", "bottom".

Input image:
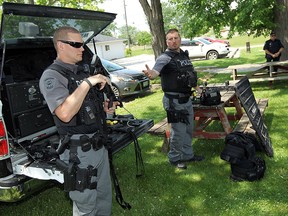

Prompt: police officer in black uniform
[
  {"left": 40, "top": 26, "right": 116, "bottom": 216},
  {"left": 263, "top": 31, "right": 284, "bottom": 62},
  {"left": 143, "top": 28, "right": 204, "bottom": 170}
]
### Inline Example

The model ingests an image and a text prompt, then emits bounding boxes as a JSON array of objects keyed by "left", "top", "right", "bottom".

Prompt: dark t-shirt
[{"left": 263, "top": 39, "right": 284, "bottom": 54}]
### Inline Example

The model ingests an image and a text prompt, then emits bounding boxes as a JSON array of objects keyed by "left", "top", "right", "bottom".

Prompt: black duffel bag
[{"left": 200, "top": 87, "right": 221, "bottom": 106}]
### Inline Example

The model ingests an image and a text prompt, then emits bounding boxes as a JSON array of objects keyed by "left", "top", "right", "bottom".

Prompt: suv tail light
[{"left": 0, "top": 119, "right": 9, "bottom": 156}]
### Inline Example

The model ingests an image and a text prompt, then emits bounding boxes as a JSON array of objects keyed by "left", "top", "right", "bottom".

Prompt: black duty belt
[
  {"left": 165, "top": 92, "right": 191, "bottom": 104},
  {"left": 164, "top": 92, "right": 191, "bottom": 99},
  {"left": 69, "top": 133, "right": 104, "bottom": 152}
]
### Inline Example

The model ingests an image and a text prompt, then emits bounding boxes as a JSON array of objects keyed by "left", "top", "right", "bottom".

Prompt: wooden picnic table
[
  {"left": 149, "top": 88, "right": 268, "bottom": 140},
  {"left": 192, "top": 89, "right": 243, "bottom": 139},
  {"left": 228, "top": 60, "right": 288, "bottom": 82}
]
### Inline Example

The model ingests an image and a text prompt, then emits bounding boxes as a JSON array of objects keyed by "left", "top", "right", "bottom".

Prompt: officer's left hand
[
  {"left": 104, "top": 99, "right": 119, "bottom": 114},
  {"left": 89, "top": 74, "right": 108, "bottom": 90}
]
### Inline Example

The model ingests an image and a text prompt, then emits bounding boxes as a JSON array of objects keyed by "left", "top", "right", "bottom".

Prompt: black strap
[
  {"left": 130, "top": 131, "right": 145, "bottom": 177},
  {"left": 108, "top": 148, "right": 131, "bottom": 210}
]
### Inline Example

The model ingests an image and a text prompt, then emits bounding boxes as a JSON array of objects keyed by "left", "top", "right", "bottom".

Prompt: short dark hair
[
  {"left": 270, "top": 31, "right": 276, "bottom": 36},
  {"left": 165, "top": 28, "right": 180, "bottom": 38},
  {"left": 53, "top": 26, "right": 80, "bottom": 49}
]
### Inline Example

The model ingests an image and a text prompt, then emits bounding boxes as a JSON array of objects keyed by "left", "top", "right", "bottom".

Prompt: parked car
[
  {"left": 202, "top": 37, "right": 230, "bottom": 47},
  {"left": 0, "top": 2, "right": 153, "bottom": 203},
  {"left": 100, "top": 59, "right": 150, "bottom": 98},
  {"left": 181, "top": 38, "right": 230, "bottom": 60}
]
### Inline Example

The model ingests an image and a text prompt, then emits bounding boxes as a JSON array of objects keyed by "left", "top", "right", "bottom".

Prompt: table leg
[
  {"left": 230, "top": 95, "right": 243, "bottom": 119},
  {"left": 216, "top": 107, "right": 233, "bottom": 134},
  {"left": 269, "top": 65, "right": 273, "bottom": 77},
  {"left": 232, "top": 69, "right": 237, "bottom": 80}
]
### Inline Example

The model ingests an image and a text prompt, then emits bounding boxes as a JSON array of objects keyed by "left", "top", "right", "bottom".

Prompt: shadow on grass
[{"left": 112, "top": 131, "right": 287, "bottom": 216}]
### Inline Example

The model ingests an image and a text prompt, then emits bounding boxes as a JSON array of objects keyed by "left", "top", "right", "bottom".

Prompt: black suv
[{"left": 0, "top": 2, "right": 153, "bottom": 202}]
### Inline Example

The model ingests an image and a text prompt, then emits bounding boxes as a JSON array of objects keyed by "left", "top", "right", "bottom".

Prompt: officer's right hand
[
  {"left": 142, "top": 64, "right": 151, "bottom": 78},
  {"left": 88, "top": 74, "right": 108, "bottom": 90},
  {"left": 142, "top": 64, "right": 159, "bottom": 79}
]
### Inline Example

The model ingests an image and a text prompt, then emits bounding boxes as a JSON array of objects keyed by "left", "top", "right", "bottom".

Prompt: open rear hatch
[{"left": 0, "top": 3, "right": 154, "bottom": 203}]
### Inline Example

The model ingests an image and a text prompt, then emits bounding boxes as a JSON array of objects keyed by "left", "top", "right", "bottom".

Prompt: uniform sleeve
[
  {"left": 263, "top": 40, "right": 269, "bottom": 50},
  {"left": 39, "top": 69, "right": 69, "bottom": 113},
  {"left": 153, "top": 54, "right": 171, "bottom": 74}
]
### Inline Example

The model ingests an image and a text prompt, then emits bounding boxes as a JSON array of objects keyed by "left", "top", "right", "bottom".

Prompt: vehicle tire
[
  {"left": 112, "top": 85, "right": 120, "bottom": 98},
  {"left": 206, "top": 51, "right": 219, "bottom": 60}
]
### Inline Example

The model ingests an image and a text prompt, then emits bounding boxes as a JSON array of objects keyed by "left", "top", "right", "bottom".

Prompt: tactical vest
[
  {"left": 47, "top": 64, "right": 106, "bottom": 135},
  {"left": 161, "top": 50, "right": 197, "bottom": 93}
]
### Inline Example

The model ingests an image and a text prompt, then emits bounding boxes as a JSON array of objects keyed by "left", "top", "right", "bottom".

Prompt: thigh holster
[
  {"left": 165, "top": 94, "right": 190, "bottom": 125},
  {"left": 56, "top": 140, "right": 98, "bottom": 192}
]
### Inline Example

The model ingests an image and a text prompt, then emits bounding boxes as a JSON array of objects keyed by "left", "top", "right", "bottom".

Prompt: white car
[{"left": 180, "top": 38, "right": 230, "bottom": 60}]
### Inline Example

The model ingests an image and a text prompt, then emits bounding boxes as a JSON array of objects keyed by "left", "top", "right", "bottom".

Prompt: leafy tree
[
  {"left": 161, "top": 2, "right": 185, "bottom": 33},
  {"left": 136, "top": 31, "right": 152, "bottom": 48},
  {"left": 169, "top": 0, "right": 287, "bottom": 59},
  {"left": 118, "top": 25, "right": 139, "bottom": 45},
  {"left": 101, "top": 22, "right": 117, "bottom": 37}
]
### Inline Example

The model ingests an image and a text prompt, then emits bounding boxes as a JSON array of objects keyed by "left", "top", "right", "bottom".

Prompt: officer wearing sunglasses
[
  {"left": 58, "top": 40, "right": 84, "bottom": 48},
  {"left": 40, "top": 26, "right": 116, "bottom": 216}
]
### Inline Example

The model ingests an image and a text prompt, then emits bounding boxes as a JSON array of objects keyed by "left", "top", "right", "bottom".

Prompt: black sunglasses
[{"left": 58, "top": 40, "right": 83, "bottom": 48}]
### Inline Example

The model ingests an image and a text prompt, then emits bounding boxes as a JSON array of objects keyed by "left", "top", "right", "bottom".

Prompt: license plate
[{"left": 142, "top": 81, "right": 149, "bottom": 88}]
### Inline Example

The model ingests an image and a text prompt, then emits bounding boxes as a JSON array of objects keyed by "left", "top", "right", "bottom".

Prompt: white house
[{"left": 87, "top": 34, "right": 126, "bottom": 60}]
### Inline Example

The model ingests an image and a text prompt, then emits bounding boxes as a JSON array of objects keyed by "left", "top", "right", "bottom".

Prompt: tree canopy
[{"left": 168, "top": 0, "right": 277, "bottom": 39}]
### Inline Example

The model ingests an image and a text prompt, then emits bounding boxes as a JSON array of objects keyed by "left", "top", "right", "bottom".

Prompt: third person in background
[{"left": 263, "top": 31, "right": 284, "bottom": 67}]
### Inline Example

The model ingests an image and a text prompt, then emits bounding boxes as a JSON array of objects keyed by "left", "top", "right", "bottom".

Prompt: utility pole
[{"left": 123, "top": 0, "right": 131, "bottom": 49}]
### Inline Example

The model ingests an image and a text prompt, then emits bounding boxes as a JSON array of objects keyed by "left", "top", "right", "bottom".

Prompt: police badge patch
[{"left": 44, "top": 78, "right": 55, "bottom": 90}]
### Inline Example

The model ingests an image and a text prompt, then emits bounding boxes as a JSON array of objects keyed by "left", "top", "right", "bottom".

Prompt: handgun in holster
[{"left": 56, "top": 159, "right": 77, "bottom": 192}]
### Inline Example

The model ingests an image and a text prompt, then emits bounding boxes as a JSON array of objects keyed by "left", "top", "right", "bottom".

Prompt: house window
[{"left": 105, "top": 45, "right": 110, "bottom": 51}]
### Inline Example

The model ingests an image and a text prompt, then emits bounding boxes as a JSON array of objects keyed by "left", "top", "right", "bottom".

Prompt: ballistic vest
[
  {"left": 161, "top": 50, "right": 197, "bottom": 93},
  {"left": 47, "top": 64, "right": 106, "bottom": 135}
]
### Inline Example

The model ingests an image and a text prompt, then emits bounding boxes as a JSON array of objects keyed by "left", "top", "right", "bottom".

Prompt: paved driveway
[
  {"left": 112, "top": 54, "right": 155, "bottom": 72},
  {"left": 112, "top": 47, "right": 241, "bottom": 71}
]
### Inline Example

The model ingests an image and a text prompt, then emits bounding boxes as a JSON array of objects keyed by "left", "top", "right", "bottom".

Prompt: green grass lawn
[
  {"left": 1, "top": 36, "right": 288, "bottom": 216},
  {"left": 2, "top": 78, "right": 287, "bottom": 216}
]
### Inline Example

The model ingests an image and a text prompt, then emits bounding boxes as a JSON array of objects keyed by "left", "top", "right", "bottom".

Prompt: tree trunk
[
  {"left": 139, "top": 0, "right": 166, "bottom": 59},
  {"left": 274, "top": 0, "right": 288, "bottom": 60}
]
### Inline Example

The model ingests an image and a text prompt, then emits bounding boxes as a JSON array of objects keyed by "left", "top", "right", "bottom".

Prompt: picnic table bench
[
  {"left": 233, "top": 98, "right": 268, "bottom": 133},
  {"left": 228, "top": 60, "right": 288, "bottom": 82}
]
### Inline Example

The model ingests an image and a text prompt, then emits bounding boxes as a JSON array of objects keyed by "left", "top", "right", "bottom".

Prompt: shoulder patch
[{"left": 44, "top": 78, "right": 56, "bottom": 90}]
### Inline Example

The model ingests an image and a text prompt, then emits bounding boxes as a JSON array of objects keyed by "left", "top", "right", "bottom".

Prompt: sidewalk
[{"left": 112, "top": 54, "right": 155, "bottom": 71}]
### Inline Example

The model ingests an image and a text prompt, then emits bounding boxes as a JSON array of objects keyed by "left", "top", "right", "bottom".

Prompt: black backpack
[
  {"left": 221, "top": 131, "right": 256, "bottom": 163},
  {"left": 220, "top": 131, "right": 266, "bottom": 181}
]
